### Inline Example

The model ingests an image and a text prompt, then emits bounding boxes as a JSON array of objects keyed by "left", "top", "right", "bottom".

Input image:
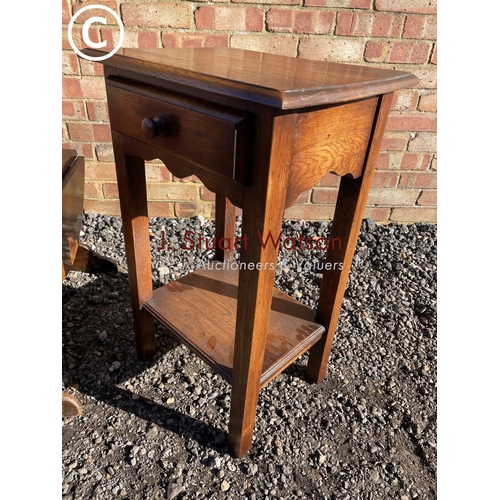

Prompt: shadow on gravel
[{"left": 62, "top": 270, "right": 226, "bottom": 452}]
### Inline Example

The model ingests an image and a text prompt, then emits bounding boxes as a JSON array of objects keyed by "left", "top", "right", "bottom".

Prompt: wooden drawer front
[{"left": 106, "top": 82, "right": 249, "bottom": 179}]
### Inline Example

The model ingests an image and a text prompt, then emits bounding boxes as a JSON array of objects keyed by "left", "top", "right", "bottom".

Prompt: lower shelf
[{"left": 143, "top": 267, "right": 325, "bottom": 388}]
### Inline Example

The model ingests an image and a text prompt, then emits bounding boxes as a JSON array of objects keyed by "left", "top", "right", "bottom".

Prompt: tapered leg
[
  {"left": 214, "top": 194, "right": 236, "bottom": 263},
  {"left": 228, "top": 107, "right": 296, "bottom": 458},
  {"left": 306, "top": 93, "right": 394, "bottom": 383},
  {"left": 112, "top": 131, "right": 156, "bottom": 361}
]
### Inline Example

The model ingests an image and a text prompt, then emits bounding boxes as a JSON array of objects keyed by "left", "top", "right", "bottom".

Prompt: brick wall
[{"left": 62, "top": 0, "right": 437, "bottom": 223}]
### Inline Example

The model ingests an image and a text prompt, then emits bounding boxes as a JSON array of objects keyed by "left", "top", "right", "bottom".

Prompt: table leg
[
  {"left": 228, "top": 108, "right": 296, "bottom": 458},
  {"left": 113, "top": 131, "right": 156, "bottom": 361},
  {"left": 306, "top": 93, "right": 394, "bottom": 383},
  {"left": 214, "top": 194, "right": 236, "bottom": 263}
]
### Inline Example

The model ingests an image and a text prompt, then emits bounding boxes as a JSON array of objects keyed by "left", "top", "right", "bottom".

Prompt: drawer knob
[{"left": 141, "top": 116, "right": 170, "bottom": 140}]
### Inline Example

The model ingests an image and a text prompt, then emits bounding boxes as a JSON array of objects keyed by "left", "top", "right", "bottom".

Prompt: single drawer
[{"left": 105, "top": 78, "right": 251, "bottom": 181}]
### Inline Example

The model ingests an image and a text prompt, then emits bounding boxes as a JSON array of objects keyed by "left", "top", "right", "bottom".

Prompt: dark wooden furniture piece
[
  {"left": 62, "top": 149, "right": 118, "bottom": 418},
  {"left": 83, "top": 47, "right": 418, "bottom": 457},
  {"left": 62, "top": 149, "right": 117, "bottom": 280}
]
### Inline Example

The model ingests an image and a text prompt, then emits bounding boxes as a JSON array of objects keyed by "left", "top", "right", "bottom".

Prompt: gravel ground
[{"left": 62, "top": 213, "right": 437, "bottom": 500}]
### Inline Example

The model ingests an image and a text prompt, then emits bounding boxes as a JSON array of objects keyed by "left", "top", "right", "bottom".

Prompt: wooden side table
[{"left": 83, "top": 47, "right": 418, "bottom": 457}]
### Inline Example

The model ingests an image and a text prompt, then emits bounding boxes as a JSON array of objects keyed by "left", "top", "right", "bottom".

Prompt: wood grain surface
[
  {"left": 143, "top": 267, "right": 325, "bottom": 387},
  {"left": 84, "top": 47, "right": 419, "bottom": 109}
]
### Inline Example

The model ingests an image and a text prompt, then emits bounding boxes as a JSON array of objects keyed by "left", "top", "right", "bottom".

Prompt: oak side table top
[
  {"left": 84, "top": 46, "right": 418, "bottom": 108},
  {"left": 84, "top": 47, "right": 418, "bottom": 457}
]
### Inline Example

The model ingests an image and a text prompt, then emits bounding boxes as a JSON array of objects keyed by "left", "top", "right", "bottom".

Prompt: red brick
[
  {"left": 162, "top": 34, "right": 177, "bottom": 48},
  {"left": 386, "top": 113, "right": 437, "bottom": 132},
  {"left": 311, "top": 187, "right": 339, "bottom": 204},
  {"left": 294, "top": 12, "right": 314, "bottom": 34},
  {"left": 365, "top": 41, "right": 431, "bottom": 63},
  {"left": 63, "top": 0, "right": 71, "bottom": 23},
  {"left": 364, "top": 207, "right": 391, "bottom": 222},
  {"left": 62, "top": 52, "right": 79, "bottom": 75},
  {"left": 175, "top": 202, "right": 212, "bottom": 219},
  {"left": 431, "top": 43, "right": 437, "bottom": 64},
  {"left": 164, "top": 31, "right": 229, "bottom": 49},
  {"left": 412, "top": 66, "right": 436, "bottom": 88},
  {"left": 79, "top": 59, "right": 105, "bottom": 76},
  {"left": 368, "top": 188, "right": 419, "bottom": 206},
  {"left": 351, "top": 0, "right": 372, "bottom": 8},
  {"left": 403, "top": 15, "right": 437, "bottom": 40},
  {"left": 390, "top": 207, "right": 436, "bottom": 223},
  {"left": 364, "top": 41, "right": 386, "bottom": 62},
  {"left": 389, "top": 42, "right": 431, "bottom": 63},
  {"left": 86, "top": 101, "right": 109, "bottom": 122},
  {"left": 84, "top": 181, "right": 102, "bottom": 199},
  {"left": 196, "top": 6, "right": 263, "bottom": 31},
  {"left": 84, "top": 199, "right": 121, "bottom": 216},
  {"left": 235, "top": 0, "right": 300, "bottom": 4},
  {"left": 337, "top": 12, "right": 403, "bottom": 37},
  {"left": 372, "top": 13, "right": 404, "bottom": 37},
  {"left": 427, "top": 154, "right": 435, "bottom": 171},
  {"left": 70, "top": 142, "right": 94, "bottom": 160},
  {"left": 284, "top": 204, "right": 335, "bottom": 221},
  {"left": 122, "top": 3, "right": 192, "bottom": 29},
  {"left": 407, "top": 132, "right": 436, "bottom": 152},
  {"left": 80, "top": 77, "right": 107, "bottom": 99},
  {"left": 266, "top": 9, "right": 293, "bottom": 32},
  {"left": 336, "top": 12, "right": 360, "bottom": 35},
  {"left": 376, "top": 152, "right": 403, "bottom": 170},
  {"left": 296, "top": 10, "right": 334, "bottom": 34},
  {"left": 97, "top": 24, "right": 161, "bottom": 52},
  {"left": 304, "top": 0, "right": 368, "bottom": 6},
  {"left": 67, "top": 122, "right": 94, "bottom": 142},
  {"left": 70, "top": 1, "right": 119, "bottom": 25},
  {"left": 96, "top": 143, "right": 114, "bottom": 161},
  {"left": 418, "top": 93, "right": 437, "bottom": 112},
  {"left": 92, "top": 124, "right": 112, "bottom": 142},
  {"left": 374, "top": 0, "right": 437, "bottom": 14},
  {"left": 195, "top": 6, "right": 215, "bottom": 29},
  {"left": 380, "top": 134, "right": 409, "bottom": 151},
  {"left": 246, "top": 8, "right": 264, "bottom": 31},
  {"left": 200, "top": 186, "right": 216, "bottom": 201},
  {"left": 391, "top": 90, "right": 419, "bottom": 111},
  {"left": 429, "top": 156, "right": 437, "bottom": 171},
  {"left": 398, "top": 172, "right": 436, "bottom": 189},
  {"left": 317, "top": 174, "right": 341, "bottom": 187},
  {"left": 85, "top": 162, "right": 117, "bottom": 181},
  {"left": 62, "top": 26, "right": 99, "bottom": 50},
  {"left": 417, "top": 190, "right": 436, "bottom": 206},
  {"left": 138, "top": 31, "right": 160, "bottom": 48},
  {"left": 62, "top": 100, "right": 87, "bottom": 120},
  {"left": 172, "top": 175, "right": 201, "bottom": 183},
  {"left": 376, "top": 152, "right": 390, "bottom": 169},
  {"left": 231, "top": 35, "right": 298, "bottom": 57},
  {"left": 299, "top": 37, "right": 364, "bottom": 63},
  {"left": 371, "top": 171, "right": 399, "bottom": 188},
  {"left": 147, "top": 183, "right": 198, "bottom": 201},
  {"left": 401, "top": 153, "right": 430, "bottom": 171},
  {"left": 145, "top": 163, "right": 171, "bottom": 182},
  {"left": 148, "top": 202, "right": 176, "bottom": 218},
  {"left": 101, "top": 27, "right": 141, "bottom": 49},
  {"left": 62, "top": 78, "right": 83, "bottom": 98},
  {"left": 295, "top": 190, "right": 311, "bottom": 204},
  {"left": 103, "top": 182, "right": 118, "bottom": 199},
  {"left": 336, "top": 12, "right": 366, "bottom": 36}
]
